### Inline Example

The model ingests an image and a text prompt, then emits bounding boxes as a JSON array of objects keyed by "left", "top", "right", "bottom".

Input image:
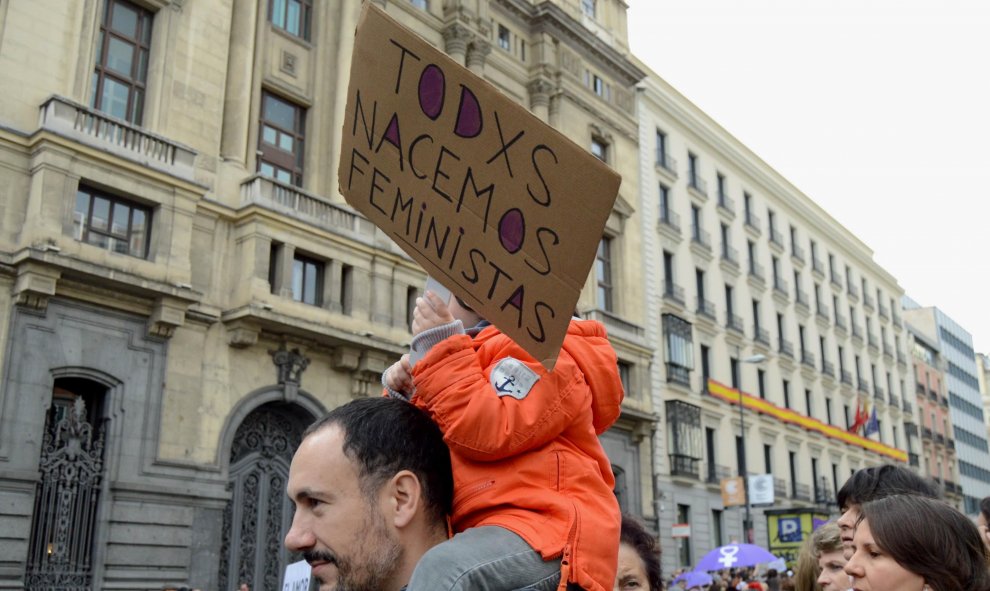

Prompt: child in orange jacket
[{"left": 384, "top": 291, "right": 624, "bottom": 591}]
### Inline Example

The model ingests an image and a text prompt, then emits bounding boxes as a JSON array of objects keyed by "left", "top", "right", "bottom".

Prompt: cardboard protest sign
[{"left": 338, "top": 3, "right": 621, "bottom": 369}]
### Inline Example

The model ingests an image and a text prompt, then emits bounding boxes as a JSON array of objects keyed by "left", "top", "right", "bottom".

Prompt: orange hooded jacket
[{"left": 409, "top": 318, "right": 624, "bottom": 591}]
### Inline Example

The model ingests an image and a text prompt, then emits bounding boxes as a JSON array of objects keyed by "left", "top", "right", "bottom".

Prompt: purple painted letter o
[
  {"left": 418, "top": 65, "right": 445, "bottom": 120},
  {"left": 498, "top": 208, "right": 525, "bottom": 254}
]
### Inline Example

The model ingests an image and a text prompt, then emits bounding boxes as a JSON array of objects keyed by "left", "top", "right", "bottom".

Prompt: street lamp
[{"left": 738, "top": 353, "right": 767, "bottom": 544}]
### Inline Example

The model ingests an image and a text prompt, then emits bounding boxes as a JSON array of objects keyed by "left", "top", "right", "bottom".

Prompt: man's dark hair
[
  {"left": 835, "top": 463, "right": 939, "bottom": 510},
  {"left": 980, "top": 496, "right": 990, "bottom": 523},
  {"left": 861, "top": 495, "right": 990, "bottom": 591},
  {"left": 303, "top": 397, "right": 453, "bottom": 527},
  {"left": 619, "top": 514, "right": 662, "bottom": 591}
]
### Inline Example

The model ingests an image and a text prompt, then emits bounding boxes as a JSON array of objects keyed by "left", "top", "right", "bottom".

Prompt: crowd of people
[{"left": 270, "top": 288, "right": 990, "bottom": 591}]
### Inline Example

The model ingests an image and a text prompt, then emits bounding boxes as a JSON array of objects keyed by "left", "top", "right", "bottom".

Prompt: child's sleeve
[{"left": 412, "top": 337, "right": 588, "bottom": 462}]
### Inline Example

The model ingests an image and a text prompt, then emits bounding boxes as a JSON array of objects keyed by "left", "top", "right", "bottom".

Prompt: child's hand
[
  {"left": 412, "top": 291, "right": 455, "bottom": 335},
  {"left": 385, "top": 354, "right": 414, "bottom": 393}
]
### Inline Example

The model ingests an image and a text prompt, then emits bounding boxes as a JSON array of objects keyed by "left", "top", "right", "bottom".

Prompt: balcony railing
[
  {"left": 834, "top": 313, "right": 847, "bottom": 331},
  {"left": 841, "top": 370, "right": 853, "bottom": 386},
  {"left": 822, "top": 360, "right": 835, "bottom": 378},
  {"left": 39, "top": 95, "right": 197, "bottom": 181},
  {"left": 240, "top": 175, "right": 363, "bottom": 236},
  {"left": 774, "top": 478, "right": 788, "bottom": 498},
  {"left": 726, "top": 313, "right": 745, "bottom": 334},
  {"left": 744, "top": 214, "right": 762, "bottom": 233},
  {"left": 873, "top": 386, "right": 885, "bottom": 401},
  {"left": 903, "top": 401, "right": 913, "bottom": 415},
  {"left": 691, "top": 227, "right": 712, "bottom": 251},
  {"left": 717, "top": 195, "right": 736, "bottom": 216},
  {"left": 721, "top": 245, "right": 739, "bottom": 267},
  {"left": 801, "top": 351, "right": 816, "bottom": 368},
  {"left": 905, "top": 423, "right": 918, "bottom": 437},
  {"left": 935, "top": 433, "right": 945, "bottom": 446},
  {"left": 858, "top": 379, "right": 869, "bottom": 393},
  {"left": 688, "top": 175, "right": 708, "bottom": 197},
  {"left": 696, "top": 298, "right": 717, "bottom": 320},
  {"left": 878, "top": 302, "right": 889, "bottom": 320},
  {"left": 792, "top": 244, "right": 805, "bottom": 263},
  {"left": 773, "top": 278, "right": 789, "bottom": 297},
  {"left": 706, "top": 464, "right": 732, "bottom": 484},
  {"left": 769, "top": 228, "right": 785, "bottom": 249},
  {"left": 666, "top": 363, "right": 690, "bottom": 386},
  {"left": 863, "top": 293, "right": 875, "bottom": 310},
  {"left": 659, "top": 209, "right": 681, "bottom": 233},
  {"left": 796, "top": 289, "right": 809, "bottom": 309},
  {"left": 754, "top": 327, "right": 771, "bottom": 346},
  {"left": 812, "top": 257, "right": 825, "bottom": 275},
  {"left": 779, "top": 339, "right": 794, "bottom": 359},
  {"left": 848, "top": 282, "right": 859, "bottom": 299},
  {"left": 897, "top": 351, "right": 906, "bottom": 365},
  {"left": 663, "top": 282, "right": 686, "bottom": 305},
  {"left": 669, "top": 454, "right": 700, "bottom": 479},
  {"left": 868, "top": 335, "right": 879, "bottom": 351},
  {"left": 922, "top": 427, "right": 933, "bottom": 440},
  {"left": 909, "top": 453, "right": 919, "bottom": 467},
  {"left": 816, "top": 303, "right": 830, "bottom": 322},
  {"left": 883, "top": 343, "right": 893, "bottom": 358},
  {"left": 656, "top": 150, "right": 679, "bottom": 176},
  {"left": 830, "top": 270, "right": 844, "bottom": 288},
  {"left": 794, "top": 483, "right": 811, "bottom": 501},
  {"left": 748, "top": 261, "right": 766, "bottom": 283}
]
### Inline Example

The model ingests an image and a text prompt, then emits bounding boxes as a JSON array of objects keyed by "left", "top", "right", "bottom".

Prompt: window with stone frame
[
  {"left": 291, "top": 253, "right": 324, "bottom": 306},
  {"left": 269, "top": 0, "right": 312, "bottom": 40},
  {"left": 596, "top": 237, "right": 614, "bottom": 311},
  {"left": 74, "top": 184, "right": 152, "bottom": 259},
  {"left": 663, "top": 313, "right": 694, "bottom": 386},
  {"left": 91, "top": 0, "right": 153, "bottom": 124},
  {"left": 259, "top": 91, "right": 306, "bottom": 187},
  {"left": 591, "top": 136, "right": 609, "bottom": 162},
  {"left": 581, "top": 0, "right": 596, "bottom": 18}
]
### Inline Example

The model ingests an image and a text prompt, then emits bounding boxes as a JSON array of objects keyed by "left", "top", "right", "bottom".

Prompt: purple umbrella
[
  {"left": 673, "top": 571, "right": 714, "bottom": 588},
  {"left": 695, "top": 543, "right": 777, "bottom": 571}
]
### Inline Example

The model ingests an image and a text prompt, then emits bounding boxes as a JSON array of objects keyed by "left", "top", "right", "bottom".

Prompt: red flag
[{"left": 849, "top": 396, "right": 868, "bottom": 434}]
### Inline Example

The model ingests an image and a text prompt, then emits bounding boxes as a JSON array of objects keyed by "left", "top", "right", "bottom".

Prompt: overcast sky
[{"left": 625, "top": 0, "right": 990, "bottom": 355}]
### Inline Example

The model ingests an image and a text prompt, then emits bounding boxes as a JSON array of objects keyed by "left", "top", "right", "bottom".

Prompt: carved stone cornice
[
  {"left": 442, "top": 22, "right": 474, "bottom": 55},
  {"left": 14, "top": 261, "right": 60, "bottom": 312},
  {"left": 492, "top": 0, "right": 646, "bottom": 86}
]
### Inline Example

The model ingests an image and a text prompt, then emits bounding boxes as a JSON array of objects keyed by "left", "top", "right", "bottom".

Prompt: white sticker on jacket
[{"left": 490, "top": 358, "right": 540, "bottom": 399}]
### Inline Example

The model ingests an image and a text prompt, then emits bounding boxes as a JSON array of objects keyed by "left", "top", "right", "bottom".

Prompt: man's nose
[{"left": 284, "top": 512, "right": 314, "bottom": 551}]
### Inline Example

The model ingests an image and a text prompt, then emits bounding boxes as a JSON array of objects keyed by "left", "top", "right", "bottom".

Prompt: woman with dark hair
[
  {"left": 979, "top": 496, "right": 990, "bottom": 551},
  {"left": 844, "top": 494, "right": 990, "bottom": 591},
  {"left": 614, "top": 514, "right": 662, "bottom": 591}
]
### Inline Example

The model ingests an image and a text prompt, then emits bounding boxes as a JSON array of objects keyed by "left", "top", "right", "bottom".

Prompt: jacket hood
[{"left": 560, "top": 319, "right": 624, "bottom": 434}]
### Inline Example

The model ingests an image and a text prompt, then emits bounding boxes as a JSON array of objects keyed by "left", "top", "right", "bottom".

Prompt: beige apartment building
[
  {"left": 0, "top": 0, "right": 656, "bottom": 589},
  {"left": 636, "top": 68, "right": 915, "bottom": 571}
]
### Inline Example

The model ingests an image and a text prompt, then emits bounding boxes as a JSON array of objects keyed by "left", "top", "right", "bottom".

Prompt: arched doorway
[
  {"left": 25, "top": 378, "right": 108, "bottom": 591},
  {"left": 217, "top": 402, "right": 312, "bottom": 591}
]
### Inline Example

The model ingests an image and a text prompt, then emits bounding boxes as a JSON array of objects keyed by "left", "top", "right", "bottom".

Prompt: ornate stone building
[{"left": 0, "top": 0, "right": 654, "bottom": 589}]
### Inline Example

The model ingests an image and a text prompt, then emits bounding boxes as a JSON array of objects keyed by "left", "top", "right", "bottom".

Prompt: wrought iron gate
[
  {"left": 218, "top": 406, "right": 306, "bottom": 591},
  {"left": 25, "top": 397, "right": 106, "bottom": 591}
]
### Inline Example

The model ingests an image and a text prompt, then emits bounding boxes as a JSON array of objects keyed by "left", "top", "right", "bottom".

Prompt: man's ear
[{"left": 385, "top": 469, "right": 422, "bottom": 529}]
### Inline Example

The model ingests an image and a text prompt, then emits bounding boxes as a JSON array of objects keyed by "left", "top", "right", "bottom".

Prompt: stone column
[
  {"left": 370, "top": 258, "right": 393, "bottom": 325},
  {"left": 220, "top": 0, "right": 258, "bottom": 164},
  {"left": 528, "top": 79, "right": 555, "bottom": 123},
  {"left": 324, "top": 259, "right": 343, "bottom": 313},
  {"left": 443, "top": 23, "right": 472, "bottom": 66},
  {"left": 276, "top": 244, "right": 296, "bottom": 299},
  {"left": 466, "top": 39, "right": 491, "bottom": 75}
]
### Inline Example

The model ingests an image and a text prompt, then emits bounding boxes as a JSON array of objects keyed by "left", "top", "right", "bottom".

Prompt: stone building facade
[
  {"left": 0, "top": 0, "right": 655, "bottom": 589},
  {"left": 636, "top": 67, "right": 916, "bottom": 572}
]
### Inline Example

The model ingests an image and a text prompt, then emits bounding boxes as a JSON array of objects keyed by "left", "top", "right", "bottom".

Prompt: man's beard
[{"left": 306, "top": 509, "right": 403, "bottom": 591}]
